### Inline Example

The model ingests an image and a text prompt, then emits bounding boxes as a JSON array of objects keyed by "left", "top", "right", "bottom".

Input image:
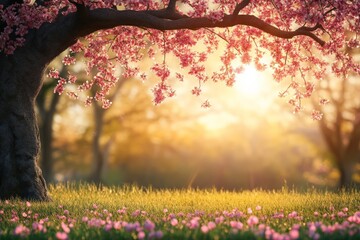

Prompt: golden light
[{"left": 234, "top": 65, "right": 263, "bottom": 97}]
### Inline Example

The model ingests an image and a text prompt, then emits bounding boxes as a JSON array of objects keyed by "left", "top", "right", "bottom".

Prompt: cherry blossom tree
[{"left": 0, "top": 0, "right": 359, "bottom": 200}]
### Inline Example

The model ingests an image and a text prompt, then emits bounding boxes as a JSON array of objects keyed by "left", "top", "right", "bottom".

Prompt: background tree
[
  {"left": 0, "top": 0, "right": 359, "bottom": 200},
  {"left": 313, "top": 45, "right": 360, "bottom": 188},
  {"left": 89, "top": 77, "right": 125, "bottom": 183},
  {"left": 36, "top": 66, "right": 64, "bottom": 182}
]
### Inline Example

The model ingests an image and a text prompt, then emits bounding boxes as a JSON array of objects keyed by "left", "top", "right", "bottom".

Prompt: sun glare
[{"left": 234, "top": 65, "right": 263, "bottom": 97}]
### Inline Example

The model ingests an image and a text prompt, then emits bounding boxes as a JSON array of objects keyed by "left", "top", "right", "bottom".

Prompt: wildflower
[
  {"left": 247, "top": 216, "right": 259, "bottom": 226},
  {"left": 247, "top": 208, "right": 253, "bottom": 214},
  {"left": 26, "top": 201, "right": 31, "bottom": 207},
  {"left": 288, "top": 211, "right": 298, "bottom": 218},
  {"left": 189, "top": 217, "right": 200, "bottom": 229},
  {"left": 207, "top": 221, "right": 216, "bottom": 230},
  {"left": 61, "top": 222, "right": 70, "bottom": 233},
  {"left": 55, "top": 232, "right": 68, "bottom": 240},
  {"left": 201, "top": 225, "right": 209, "bottom": 233},
  {"left": 138, "top": 231, "right": 146, "bottom": 239},
  {"left": 289, "top": 229, "right": 299, "bottom": 239},
  {"left": 170, "top": 218, "right": 178, "bottom": 226},
  {"left": 104, "top": 223, "right": 112, "bottom": 231},
  {"left": 149, "top": 230, "right": 163, "bottom": 239},
  {"left": 14, "top": 225, "right": 30, "bottom": 237},
  {"left": 256, "top": 205, "right": 262, "bottom": 211},
  {"left": 337, "top": 211, "right": 346, "bottom": 217},
  {"left": 32, "top": 222, "right": 46, "bottom": 232},
  {"left": 144, "top": 220, "right": 155, "bottom": 231},
  {"left": 215, "top": 216, "right": 225, "bottom": 224},
  {"left": 230, "top": 221, "right": 243, "bottom": 230}
]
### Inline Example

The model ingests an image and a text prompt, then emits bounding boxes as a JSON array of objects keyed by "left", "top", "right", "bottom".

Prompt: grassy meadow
[{"left": 0, "top": 184, "right": 359, "bottom": 239}]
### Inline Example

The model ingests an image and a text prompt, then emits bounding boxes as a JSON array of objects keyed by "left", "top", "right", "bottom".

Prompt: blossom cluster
[{"left": 1, "top": 200, "right": 360, "bottom": 240}]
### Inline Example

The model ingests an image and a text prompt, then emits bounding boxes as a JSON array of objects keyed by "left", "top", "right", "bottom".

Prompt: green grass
[{"left": 0, "top": 183, "right": 359, "bottom": 239}]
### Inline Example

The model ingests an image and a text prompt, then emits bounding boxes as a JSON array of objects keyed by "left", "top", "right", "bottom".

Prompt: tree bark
[
  {"left": 337, "top": 158, "right": 355, "bottom": 189},
  {"left": 90, "top": 104, "right": 105, "bottom": 184},
  {"left": 0, "top": 51, "right": 50, "bottom": 200},
  {"left": 0, "top": 11, "right": 80, "bottom": 200}
]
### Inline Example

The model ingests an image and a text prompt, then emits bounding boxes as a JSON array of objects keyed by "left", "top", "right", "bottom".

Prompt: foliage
[
  {"left": 1, "top": 0, "right": 360, "bottom": 114},
  {"left": 0, "top": 184, "right": 360, "bottom": 239}
]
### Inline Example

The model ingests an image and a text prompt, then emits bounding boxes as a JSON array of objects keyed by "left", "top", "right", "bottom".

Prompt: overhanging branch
[
  {"left": 78, "top": 8, "right": 325, "bottom": 46},
  {"left": 233, "top": 0, "right": 251, "bottom": 16}
]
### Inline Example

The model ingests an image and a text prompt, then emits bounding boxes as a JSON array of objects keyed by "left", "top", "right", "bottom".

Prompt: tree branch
[
  {"left": 167, "top": 0, "right": 177, "bottom": 12},
  {"left": 233, "top": 0, "right": 251, "bottom": 16},
  {"left": 76, "top": 9, "right": 325, "bottom": 46},
  {"left": 35, "top": 5, "right": 326, "bottom": 63}
]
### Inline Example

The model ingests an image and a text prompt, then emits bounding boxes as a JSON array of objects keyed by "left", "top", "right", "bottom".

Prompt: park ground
[{"left": 0, "top": 184, "right": 359, "bottom": 239}]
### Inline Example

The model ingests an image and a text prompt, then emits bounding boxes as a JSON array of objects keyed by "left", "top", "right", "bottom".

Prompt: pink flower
[
  {"left": 149, "top": 230, "right": 163, "bottom": 239},
  {"left": 32, "top": 222, "right": 46, "bottom": 232},
  {"left": 256, "top": 205, "right": 262, "bottom": 211},
  {"left": 14, "top": 225, "right": 30, "bottom": 237},
  {"left": 144, "top": 220, "right": 155, "bottom": 231},
  {"left": 247, "top": 216, "right": 259, "bottom": 226},
  {"left": 26, "top": 201, "right": 31, "bottom": 207},
  {"left": 207, "top": 221, "right": 216, "bottom": 230},
  {"left": 61, "top": 222, "right": 70, "bottom": 233},
  {"left": 289, "top": 229, "right": 299, "bottom": 239},
  {"left": 201, "top": 225, "right": 209, "bottom": 234},
  {"left": 189, "top": 217, "right": 200, "bottom": 229},
  {"left": 113, "top": 221, "right": 121, "bottom": 230},
  {"left": 230, "top": 221, "right": 243, "bottom": 230},
  {"left": 170, "top": 218, "right": 178, "bottom": 226},
  {"left": 138, "top": 231, "right": 146, "bottom": 239},
  {"left": 56, "top": 232, "right": 68, "bottom": 240}
]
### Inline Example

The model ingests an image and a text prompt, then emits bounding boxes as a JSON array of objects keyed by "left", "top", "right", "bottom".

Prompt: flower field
[{"left": 0, "top": 184, "right": 359, "bottom": 239}]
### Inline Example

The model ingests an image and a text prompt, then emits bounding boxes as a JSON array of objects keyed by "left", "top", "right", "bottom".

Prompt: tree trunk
[
  {"left": 90, "top": 104, "right": 105, "bottom": 184},
  {"left": 338, "top": 160, "right": 354, "bottom": 189},
  {"left": 39, "top": 112, "right": 56, "bottom": 183},
  {"left": 0, "top": 53, "right": 50, "bottom": 201}
]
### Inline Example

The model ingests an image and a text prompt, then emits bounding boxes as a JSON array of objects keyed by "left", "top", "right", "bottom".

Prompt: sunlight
[{"left": 234, "top": 65, "right": 263, "bottom": 97}]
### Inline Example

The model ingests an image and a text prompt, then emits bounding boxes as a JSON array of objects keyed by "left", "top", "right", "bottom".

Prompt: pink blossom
[{"left": 55, "top": 232, "right": 68, "bottom": 240}]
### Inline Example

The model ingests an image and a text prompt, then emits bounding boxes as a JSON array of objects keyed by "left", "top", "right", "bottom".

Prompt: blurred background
[{"left": 36, "top": 41, "right": 360, "bottom": 191}]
